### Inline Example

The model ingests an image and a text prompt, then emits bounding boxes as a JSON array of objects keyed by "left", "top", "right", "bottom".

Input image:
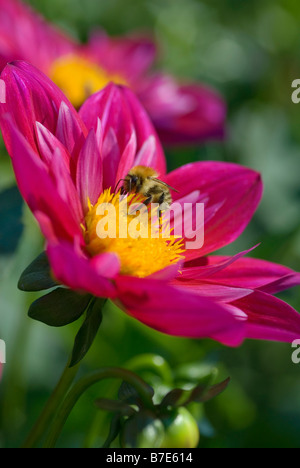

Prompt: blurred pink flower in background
[
  {"left": 0, "top": 0, "right": 226, "bottom": 146},
  {"left": 0, "top": 61, "right": 300, "bottom": 347}
]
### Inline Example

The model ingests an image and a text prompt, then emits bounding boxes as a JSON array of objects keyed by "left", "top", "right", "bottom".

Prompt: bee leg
[
  {"left": 144, "top": 195, "right": 153, "bottom": 206},
  {"left": 158, "top": 193, "right": 165, "bottom": 230}
]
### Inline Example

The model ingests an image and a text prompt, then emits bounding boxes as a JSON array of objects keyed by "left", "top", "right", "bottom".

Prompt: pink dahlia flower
[
  {"left": 0, "top": 0, "right": 226, "bottom": 146},
  {"left": 1, "top": 61, "right": 300, "bottom": 347}
]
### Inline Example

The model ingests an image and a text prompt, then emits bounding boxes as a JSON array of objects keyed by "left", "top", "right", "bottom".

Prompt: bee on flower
[{"left": 0, "top": 61, "right": 300, "bottom": 346}]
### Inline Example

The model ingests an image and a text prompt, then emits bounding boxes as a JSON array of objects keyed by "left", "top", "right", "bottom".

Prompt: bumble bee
[{"left": 115, "top": 165, "right": 179, "bottom": 212}]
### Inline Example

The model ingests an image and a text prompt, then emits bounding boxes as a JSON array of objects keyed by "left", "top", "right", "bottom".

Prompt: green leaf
[
  {"left": 196, "top": 377, "right": 231, "bottom": 403},
  {"left": 28, "top": 288, "right": 91, "bottom": 327},
  {"left": 0, "top": 186, "right": 24, "bottom": 254},
  {"left": 70, "top": 298, "right": 105, "bottom": 367},
  {"left": 184, "top": 377, "right": 231, "bottom": 405},
  {"left": 95, "top": 398, "right": 136, "bottom": 417},
  {"left": 160, "top": 388, "right": 189, "bottom": 408},
  {"left": 160, "top": 378, "right": 230, "bottom": 408},
  {"left": 18, "top": 251, "right": 57, "bottom": 291}
]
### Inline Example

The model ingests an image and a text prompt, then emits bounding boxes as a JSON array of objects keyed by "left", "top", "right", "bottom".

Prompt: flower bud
[
  {"left": 160, "top": 407, "right": 200, "bottom": 448},
  {"left": 120, "top": 410, "right": 165, "bottom": 448}
]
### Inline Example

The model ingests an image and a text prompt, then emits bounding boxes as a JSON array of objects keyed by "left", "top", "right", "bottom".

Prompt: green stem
[
  {"left": 22, "top": 358, "right": 80, "bottom": 448},
  {"left": 43, "top": 367, "right": 154, "bottom": 448}
]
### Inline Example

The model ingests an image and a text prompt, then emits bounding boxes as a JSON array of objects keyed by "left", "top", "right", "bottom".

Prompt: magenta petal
[
  {"left": 49, "top": 148, "right": 83, "bottom": 224},
  {"left": 76, "top": 129, "right": 102, "bottom": 211},
  {"left": 79, "top": 83, "right": 133, "bottom": 155},
  {"left": 3, "top": 119, "right": 81, "bottom": 242},
  {"left": 116, "top": 277, "right": 246, "bottom": 346},
  {"left": 102, "top": 127, "right": 121, "bottom": 190},
  {"left": 86, "top": 31, "right": 156, "bottom": 79},
  {"left": 150, "top": 260, "right": 185, "bottom": 281},
  {"left": 164, "top": 162, "right": 263, "bottom": 258},
  {"left": 171, "top": 281, "right": 253, "bottom": 302},
  {"left": 134, "top": 135, "right": 157, "bottom": 168},
  {"left": 47, "top": 243, "right": 118, "bottom": 298},
  {"left": 182, "top": 246, "right": 258, "bottom": 280},
  {"left": 91, "top": 253, "right": 121, "bottom": 279},
  {"left": 198, "top": 254, "right": 300, "bottom": 292},
  {"left": 0, "top": 0, "right": 74, "bottom": 72},
  {"left": 55, "top": 100, "right": 87, "bottom": 157},
  {"left": 0, "top": 61, "right": 86, "bottom": 154},
  {"left": 234, "top": 291, "right": 300, "bottom": 343},
  {"left": 137, "top": 74, "right": 226, "bottom": 145},
  {"left": 36, "top": 122, "right": 71, "bottom": 168},
  {"left": 115, "top": 130, "right": 137, "bottom": 184},
  {"left": 260, "top": 273, "right": 300, "bottom": 295},
  {"left": 34, "top": 211, "right": 57, "bottom": 244},
  {"left": 79, "top": 83, "right": 167, "bottom": 182},
  {"left": 121, "top": 86, "right": 166, "bottom": 176}
]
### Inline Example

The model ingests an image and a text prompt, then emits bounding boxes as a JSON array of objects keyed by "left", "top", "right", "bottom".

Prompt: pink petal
[
  {"left": 91, "top": 253, "right": 121, "bottom": 279},
  {"left": 234, "top": 291, "right": 300, "bottom": 343},
  {"left": 50, "top": 148, "right": 83, "bottom": 224},
  {"left": 55, "top": 100, "right": 87, "bottom": 158},
  {"left": 3, "top": 119, "right": 81, "bottom": 242},
  {"left": 79, "top": 83, "right": 133, "bottom": 155},
  {"left": 197, "top": 254, "right": 300, "bottom": 293},
  {"left": 121, "top": 86, "right": 166, "bottom": 176},
  {"left": 86, "top": 30, "right": 156, "bottom": 79},
  {"left": 171, "top": 281, "right": 253, "bottom": 302},
  {"left": 47, "top": 242, "right": 119, "bottom": 298},
  {"left": 181, "top": 246, "right": 259, "bottom": 280},
  {"left": 0, "top": 0, "right": 74, "bottom": 72},
  {"left": 114, "top": 130, "right": 137, "bottom": 185},
  {"left": 150, "top": 260, "right": 185, "bottom": 281},
  {"left": 0, "top": 61, "right": 87, "bottom": 154},
  {"left": 164, "top": 162, "right": 263, "bottom": 259},
  {"left": 102, "top": 127, "right": 121, "bottom": 190},
  {"left": 36, "top": 122, "right": 71, "bottom": 168},
  {"left": 137, "top": 74, "right": 226, "bottom": 145},
  {"left": 79, "top": 83, "right": 167, "bottom": 184},
  {"left": 134, "top": 135, "right": 157, "bottom": 168},
  {"left": 34, "top": 211, "right": 57, "bottom": 244},
  {"left": 260, "top": 273, "right": 300, "bottom": 295},
  {"left": 116, "top": 277, "right": 246, "bottom": 346},
  {"left": 76, "top": 129, "right": 102, "bottom": 212}
]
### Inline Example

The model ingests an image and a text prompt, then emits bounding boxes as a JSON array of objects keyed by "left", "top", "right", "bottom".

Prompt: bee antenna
[{"left": 114, "top": 179, "right": 126, "bottom": 193}]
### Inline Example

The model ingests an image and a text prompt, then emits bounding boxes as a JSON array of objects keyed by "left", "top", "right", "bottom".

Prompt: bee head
[
  {"left": 123, "top": 174, "right": 139, "bottom": 193},
  {"left": 130, "top": 174, "right": 139, "bottom": 187}
]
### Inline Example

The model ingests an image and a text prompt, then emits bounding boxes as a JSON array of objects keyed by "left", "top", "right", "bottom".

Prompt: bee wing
[{"left": 152, "top": 178, "right": 180, "bottom": 193}]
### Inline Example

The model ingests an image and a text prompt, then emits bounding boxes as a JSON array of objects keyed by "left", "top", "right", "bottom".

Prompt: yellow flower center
[
  {"left": 50, "top": 54, "right": 127, "bottom": 108},
  {"left": 83, "top": 189, "right": 185, "bottom": 278}
]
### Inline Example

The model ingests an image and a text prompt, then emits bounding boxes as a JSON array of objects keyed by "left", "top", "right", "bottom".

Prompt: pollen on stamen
[
  {"left": 50, "top": 55, "right": 128, "bottom": 108},
  {"left": 83, "top": 189, "right": 185, "bottom": 278}
]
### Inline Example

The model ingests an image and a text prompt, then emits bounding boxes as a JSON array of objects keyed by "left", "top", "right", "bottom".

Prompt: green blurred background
[{"left": 0, "top": 0, "right": 300, "bottom": 448}]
